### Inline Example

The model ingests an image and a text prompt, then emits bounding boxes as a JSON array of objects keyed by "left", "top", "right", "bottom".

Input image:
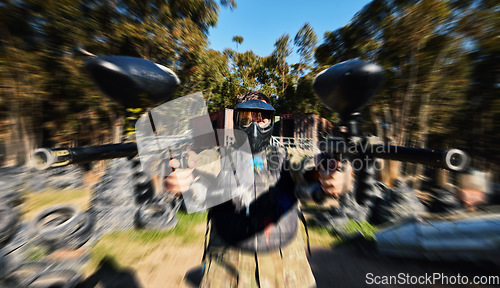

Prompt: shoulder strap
[
  {"left": 201, "top": 210, "right": 212, "bottom": 262},
  {"left": 298, "top": 209, "right": 311, "bottom": 257}
]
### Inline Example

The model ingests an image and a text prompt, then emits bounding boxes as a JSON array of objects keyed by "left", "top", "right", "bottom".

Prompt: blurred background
[
  {"left": 0, "top": 0, "right": 498, "bottom": 177},
  {"left": 0, "top": 0, "right": 498, "bottom": 287}
]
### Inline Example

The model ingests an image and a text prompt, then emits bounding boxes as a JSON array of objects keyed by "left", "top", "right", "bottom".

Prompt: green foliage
[
  {"left": 100, "top": 211, "right": 207, "bottom": 244},
  {"left": 341, "top": 219, "right": 376, "bottom": 240},
  {"left": 232, "top": 35, "right": 244, "bottom": 51},
  {"left": 0, "top": 0, "right": 236, "bottom": 158},
  {"left": 25, "top": 245, "right": 50, "bottom": 262},
  {"left": 21, "top": 188, "right": 90, "bottom": 220},
  {"left": 314, "top": 0, "right": 498, "bottom": 173},
  {"left": 89, "top": 211, "right": 207, "bottom": 270},
  {"left": 294, "top": 23, "right": 318, "bottom": 69},
  {"left": 302, "top": 224, "right": 337, "bottom": 248},
  {"left": 1, "top": 0, "right": 497, "bottom": 171}
]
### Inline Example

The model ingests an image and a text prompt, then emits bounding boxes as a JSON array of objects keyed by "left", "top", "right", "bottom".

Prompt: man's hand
[
  {"left": 317, "top": 158, "right": 354, "bottom": 198},
  {"left": 163, "top": 151, "right": 198, "bottom": 195}
]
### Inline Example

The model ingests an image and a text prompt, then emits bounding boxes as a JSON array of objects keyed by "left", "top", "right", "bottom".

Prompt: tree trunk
[
  {"left": 370, "top": 108, "right": 392, "bottom": 185},
  {"left": 4, "top": 116, "right": 21, "bottom": 166},
  {"left": 384, "top": 105, "right": 403, "bottom": 188},
  {"left": 20, "top": 115, "right": 41, "bottom": 168},
  {"left": 112, "top": 116, "right": 124, "bottom": 143},
  {"left": 412, "top": 43, "right": 452, "bottom": 189}
]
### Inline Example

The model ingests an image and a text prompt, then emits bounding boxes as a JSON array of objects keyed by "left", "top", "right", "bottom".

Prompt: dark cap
[{"left": 235, "top": 99, "right": 275, "bottom": 111}]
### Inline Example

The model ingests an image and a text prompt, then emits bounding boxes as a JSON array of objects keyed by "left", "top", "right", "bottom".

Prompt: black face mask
[
  {"left": 237, "top": 120, "right": 274, "bottom": 153},
  {"left": 234, "top": 100, "right": 275, "bottom": 153}
]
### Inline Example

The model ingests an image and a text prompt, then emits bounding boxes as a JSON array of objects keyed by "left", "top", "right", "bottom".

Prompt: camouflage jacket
[{"left": 210, "top": 145, "right": 299, "bottom": 252}]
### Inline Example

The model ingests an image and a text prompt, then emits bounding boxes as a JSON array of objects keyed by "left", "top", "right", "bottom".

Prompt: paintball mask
[{"left": 234, "top": 100, "right": 275, "bottom": 153}]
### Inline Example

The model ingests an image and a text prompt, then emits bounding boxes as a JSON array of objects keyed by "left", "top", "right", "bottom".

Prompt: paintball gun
[
  {"left": 311, "top": 59, "right": 468, "bottom": 202},
  {"left": 32, "top": 55, "right": 181, "bottom": 170},
  {"left": 30, "top": 54, "right": 231, "bottom": 213}
]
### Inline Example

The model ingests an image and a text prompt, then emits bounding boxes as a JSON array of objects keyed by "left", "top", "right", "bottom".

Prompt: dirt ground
[
  {"left": 78, "top": 239, "right": 499, "bottom": 288},
  {"left": 30, "top": 171, "right": 497, "bottom": 288},
  {"left": 309, "top": 244, "right": 499, "bottom": 288}
]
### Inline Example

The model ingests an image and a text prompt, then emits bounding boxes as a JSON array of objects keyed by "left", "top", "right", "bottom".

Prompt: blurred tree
[
  {"left": 315, "top": 0, "right": 473, "bottom": 184},
  {"left": 283, "top": 23, "right": 324, "bottom": 116},
  {"left": 1, "top": 0, "right": 496, "bottom": 179},
  {"left": 448, "top": 0, "right": 500, "bottom": 171},
  {"left": 272, "top": 34, "right": 293, "bottom": 97},
  {"left": 0, "top": 1, "right": 322, "bottom": 168},
  {"left": 293, "top": 22, "right": 318, "bottom": 77},
  {"left": 232, "top": 35, "right": 244, "bottom": 51},
  {"left": 0, "top": 0, "right": 236, "bottom": 166},
  {"left": 0, "top": 0, "right": 93, "bottom": 165}
]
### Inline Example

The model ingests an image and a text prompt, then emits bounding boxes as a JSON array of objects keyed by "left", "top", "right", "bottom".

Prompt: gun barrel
[
  {"left": 32, "top": 143, "right": 138, "bottom": 170},
  {"left": 368, "top": 145, "right": 468, "bottom": 171},
  {"left": 321, "top": 140, "right": 468, "bottom": 171}
]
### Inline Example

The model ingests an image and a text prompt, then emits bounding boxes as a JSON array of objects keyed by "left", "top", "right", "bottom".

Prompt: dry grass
[
  {"left": 21, "top": 188, "right": 91, "bottom": 220},
  {"left": 85, "top": 212, "right": 337, "bottom": 287},
  {"left": 87, "top": 211, "right": 207, "bottom": 269},
  {"left": 19, "top": 171, "right": 349, "bottom": 287},
  {"left": 85, "top": 212, "right": 208, "bottom": 287}
]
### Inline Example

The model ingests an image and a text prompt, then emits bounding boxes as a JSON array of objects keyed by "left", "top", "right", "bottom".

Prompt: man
[{"left": 165, "top": 91, "right": 352, "bottom": 287}]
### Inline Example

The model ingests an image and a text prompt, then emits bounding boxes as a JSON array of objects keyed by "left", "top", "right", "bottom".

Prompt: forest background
[{"left": 0, "top": 0, "right": 498, "bottom": 180}]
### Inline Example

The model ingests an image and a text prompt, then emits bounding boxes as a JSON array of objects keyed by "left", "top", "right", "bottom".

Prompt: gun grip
[
  {"left": 311, "top": 184, "right": 327, "bottom": 204},
  {"left": 316, "top": 153, "right": 341, "bottom": 172}
]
